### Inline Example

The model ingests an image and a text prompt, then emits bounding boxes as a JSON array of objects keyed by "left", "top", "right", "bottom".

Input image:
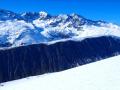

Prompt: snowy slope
[
  {"left": 0, "top": 20, "right": 46, "bottom": 47},
  {"left": 0, "top": 9, "right": 120, "bottom": 48},
  {"left": 1, "top": 55, "right": 120, "bottom": 90}
]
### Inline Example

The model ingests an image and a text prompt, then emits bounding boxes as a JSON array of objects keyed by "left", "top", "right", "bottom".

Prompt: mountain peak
[
  {"left": 70, "top": 13, "right": 84, "bottom": 18},
  {"left": 39, "top": 11, "right": 48, "bottom": 18},
  {"left": 0, "top": 9, "right": 19, "bottom": 20},
  {"left": 21, "top": 12, "right": 40, "bottom": 21},
  {"left": 0, "top": 9, "right": 14, "bottom": 14}
]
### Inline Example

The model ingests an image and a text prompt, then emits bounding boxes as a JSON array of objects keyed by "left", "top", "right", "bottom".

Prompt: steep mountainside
[
  {"left": 1, "top": 55, "right": 120, "bottom": 90},
  {"left": 0, "top": 36, "right": 120, "bottom": 83}
]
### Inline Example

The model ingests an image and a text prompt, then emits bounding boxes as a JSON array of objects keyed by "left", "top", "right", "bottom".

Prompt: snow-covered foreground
[{"left": 1, "top": 55, "right": 120, "bottom": 90}]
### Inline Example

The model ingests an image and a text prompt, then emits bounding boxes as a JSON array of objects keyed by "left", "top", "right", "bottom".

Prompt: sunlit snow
[
  {"left": 0, "top": 10, "right": 120, "bottom": 48},
  {"left": 0, "top": 55, "right": 120, "bottom": 90}
]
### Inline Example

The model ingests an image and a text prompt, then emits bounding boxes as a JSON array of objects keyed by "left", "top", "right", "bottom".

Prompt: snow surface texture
[
  {"left": 0, "top": 9, "right": 120, "bottom": 48},
  {"left": 0, "top": 55, "right": 120, "bottom": 90}
]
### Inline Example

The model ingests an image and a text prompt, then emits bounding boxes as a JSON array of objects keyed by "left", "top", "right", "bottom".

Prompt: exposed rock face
[{"left": 0, "top": 36, "right": 120, "bottom": 83}]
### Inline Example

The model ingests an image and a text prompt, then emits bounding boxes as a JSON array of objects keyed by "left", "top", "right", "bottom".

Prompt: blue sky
[{"left": 0, "top": 0, "right": 120, "bottom": 24}]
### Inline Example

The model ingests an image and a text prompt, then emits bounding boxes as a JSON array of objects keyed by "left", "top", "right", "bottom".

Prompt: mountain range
[
  {"left": 0, "top": 9, "right": 120, "bottom": 83},
  {"left": 0, "top": 9, "right": 120, "bottom": 48}
]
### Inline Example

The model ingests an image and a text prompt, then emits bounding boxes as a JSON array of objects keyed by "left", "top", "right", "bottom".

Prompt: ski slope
[{"left": 0, "top": 55, "right": 120, "bottom": 90}]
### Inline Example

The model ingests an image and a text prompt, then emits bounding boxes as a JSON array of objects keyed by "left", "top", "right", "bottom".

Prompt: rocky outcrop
[{"left": 0, "top": 36, "right": 120, "bottom": 83}]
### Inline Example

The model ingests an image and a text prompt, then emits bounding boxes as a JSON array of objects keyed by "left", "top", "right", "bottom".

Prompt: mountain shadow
[{"left": 0, "top": 36, "right": 120, "bottom": 83}]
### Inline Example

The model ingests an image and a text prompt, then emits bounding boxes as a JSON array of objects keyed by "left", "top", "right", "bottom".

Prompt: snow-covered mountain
[
  {"left": 1, "top": 55, "right": 120, "bottom": 90},
  {"left": 0, "top": 9, "right": 120, "bottom": 85},
  {"left": 0, "top": 9, "right": 120, "bottom": 48}
]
